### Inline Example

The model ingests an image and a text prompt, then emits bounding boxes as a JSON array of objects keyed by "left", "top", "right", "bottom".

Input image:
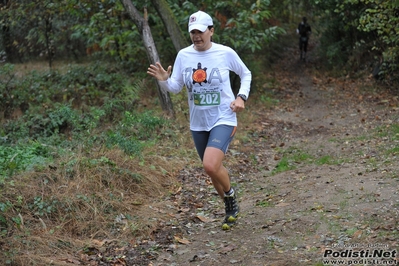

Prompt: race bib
[{"left": 193, "top": 92, "right": 221, "bottom": 106}]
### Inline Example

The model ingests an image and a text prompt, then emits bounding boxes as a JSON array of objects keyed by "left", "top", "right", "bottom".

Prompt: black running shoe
[{"left": 222, "top": 189, "right": 239, "bottom": 230}]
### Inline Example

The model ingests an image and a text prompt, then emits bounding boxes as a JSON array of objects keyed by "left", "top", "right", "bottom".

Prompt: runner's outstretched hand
[{"left": 147, "top": 62, "right": 172, "bottom": 81}]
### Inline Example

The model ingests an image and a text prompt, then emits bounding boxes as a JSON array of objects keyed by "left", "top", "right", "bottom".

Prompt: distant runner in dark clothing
[{"left": 296, "top": 17, "right": 311, "bottom": 61}]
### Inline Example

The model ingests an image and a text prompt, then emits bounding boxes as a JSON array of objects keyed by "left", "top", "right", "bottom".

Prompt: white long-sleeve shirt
[{"left": 159, "top": 42, "right": 252, "bottom": 131}]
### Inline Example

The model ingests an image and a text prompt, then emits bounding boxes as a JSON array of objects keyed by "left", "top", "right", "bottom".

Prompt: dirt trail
[{"left": 149, "top": 39, "right": 399, "bottom": 266}]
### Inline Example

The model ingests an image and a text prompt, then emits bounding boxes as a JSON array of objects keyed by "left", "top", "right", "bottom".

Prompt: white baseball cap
[{"left": 188, "top": 11, "right": 213, "bottom": 33}]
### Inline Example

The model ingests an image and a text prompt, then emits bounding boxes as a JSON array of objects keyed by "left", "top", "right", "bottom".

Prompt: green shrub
[
  {"left": 121, "top": 111, "right": 167, "bottom": 140},
  {"left": 105, "top": 131, "right": 144, "bottom": 156},
  {"left": 0, "top": 141, "right": 52, "bottom": 180},
  {"left": 28, "top": 196, "right": 59, "bottom": 217},
  {"left": 0, "top": 63, "right": 132, "bottom": 118},
  {"left": 104, "top": 110, "right": 168, "bottom": 156}
]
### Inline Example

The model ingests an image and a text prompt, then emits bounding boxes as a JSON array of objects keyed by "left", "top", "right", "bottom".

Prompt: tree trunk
[
  {"left": 1, "top": 0, "right": 13, "bottom": 63},
  {"left": 44, "top": 14, "right": 54, "bottom": 69},
  {"left": 120, "top": 0, "right": 175, "bottom": 117},
  {"left": 150, "top": 0, "right": 189, "bottom": 52}
]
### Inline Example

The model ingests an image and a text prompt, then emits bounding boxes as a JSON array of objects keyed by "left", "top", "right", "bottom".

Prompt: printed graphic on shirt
[
  {"left": 192, "top": 63, "right": 207, "bottom": 85},
  {"left": 184, "top": 62, "right": 223, "bottom": 107}
]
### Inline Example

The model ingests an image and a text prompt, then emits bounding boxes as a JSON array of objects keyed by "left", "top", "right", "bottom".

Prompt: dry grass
[{"left": 0, "top": 142, "right": 191, "bottom": 265}]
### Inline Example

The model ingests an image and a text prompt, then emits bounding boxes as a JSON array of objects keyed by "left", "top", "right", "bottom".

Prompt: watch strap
[{"left": 237, "top": 94, "right": 247, "bottom": 102}]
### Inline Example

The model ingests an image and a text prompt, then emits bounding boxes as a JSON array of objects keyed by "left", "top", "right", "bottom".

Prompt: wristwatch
[{"left": 237, "top": 94, "right": 247, "bottom": 102}]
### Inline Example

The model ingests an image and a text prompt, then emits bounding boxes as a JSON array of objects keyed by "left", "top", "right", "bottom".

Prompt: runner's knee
[{"left": 203, "top": 160, "right": 219, "bottom": 176}]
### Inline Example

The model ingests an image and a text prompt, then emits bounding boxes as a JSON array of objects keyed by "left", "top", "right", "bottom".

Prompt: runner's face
[{"left": 190, "top": 28, "right": 213, "bottom": 51}]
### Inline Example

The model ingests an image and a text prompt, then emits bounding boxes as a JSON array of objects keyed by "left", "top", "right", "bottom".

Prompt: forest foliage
[
  {"left": 1, "top": 0, "right": 398, "bottom": 80},
  {"left": 313, "top": 0, "right": 399, "bottom": 81}
]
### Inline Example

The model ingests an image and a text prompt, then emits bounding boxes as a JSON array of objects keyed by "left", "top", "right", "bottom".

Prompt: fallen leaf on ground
[
  {"left": 174, "top": 236, "right": 190, "bottom": 245},
  {"left": 219, "top": 244, "right": 236, "bottom": 254},
  {"left": 196, "top": 215, "right": 215, "bottom": 223}
]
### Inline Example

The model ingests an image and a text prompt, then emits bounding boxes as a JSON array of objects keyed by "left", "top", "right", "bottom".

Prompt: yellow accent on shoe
[
  {"left": 227, "top": 216, "right": 237, "bottom": 223},
  {"left": 222, "top": 223, "right": 231, "bottom": 230}
]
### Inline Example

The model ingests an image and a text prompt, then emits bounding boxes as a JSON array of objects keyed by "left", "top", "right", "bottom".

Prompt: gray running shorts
[{"left": 191, "top": 125, "right": 237, "bottom": 161}]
